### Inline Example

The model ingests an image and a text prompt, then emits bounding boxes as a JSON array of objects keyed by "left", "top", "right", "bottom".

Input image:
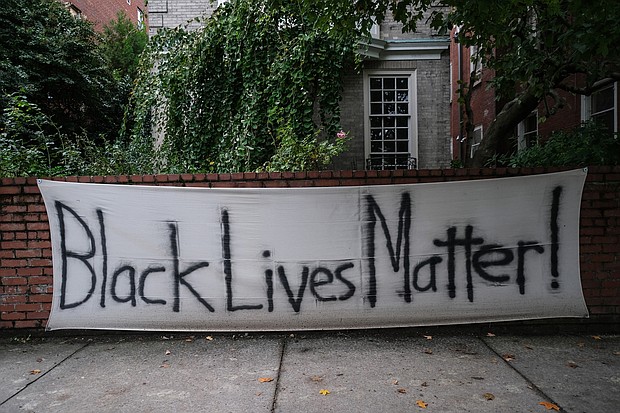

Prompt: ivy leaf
[{"left": 538, "top": 401, "right": 560, "bottom": 411}]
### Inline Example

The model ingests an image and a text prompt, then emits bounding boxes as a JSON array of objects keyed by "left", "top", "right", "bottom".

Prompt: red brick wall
[
  {"left": 66, "top": 0, "right": 147, "bottom": 31},
  {"left": 1, "top": 167, "right": 619, "bottom": 329}
]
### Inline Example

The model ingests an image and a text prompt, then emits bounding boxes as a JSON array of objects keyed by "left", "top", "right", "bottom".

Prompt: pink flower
[{"left": 336, "top": 130, "right": 347, "bottom": 139}]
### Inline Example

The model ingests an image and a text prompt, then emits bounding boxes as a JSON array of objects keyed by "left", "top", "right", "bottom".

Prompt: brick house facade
[
  {"left": 63, "top": 0, "right": 147, "bottom": 31},
  {"left": 449, "top": 29, "right": 620, "bottom": 164},
  {"left": 147, "top": 1, "right": 452, "bottom": 170}
]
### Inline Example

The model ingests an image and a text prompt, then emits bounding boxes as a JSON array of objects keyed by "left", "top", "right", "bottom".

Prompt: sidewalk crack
[
  {"left": 0, "top": 340, "right": 92, "bottom": 407},
  {"left": 270, "top": 335, "right": 287, "bottom": 413},
  {"left": 479, "top": 336, "right": 567, "bottom": 413}
]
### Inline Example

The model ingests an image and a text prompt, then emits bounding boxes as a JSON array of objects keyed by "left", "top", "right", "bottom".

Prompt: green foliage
[
  {"left": 0, "top": 94, "right": 137, "bottom": 177},
  {"left": 0, "top": 0, "right": 124, "bottom": 139},
  {"left": 126, "top": 0, "right": 359, "bottom": 173},
  {"left": 100, "top": 11, "right": 148, "bottom": 82},
  {"left": 509, "top": 122, "right": 620, "bottom": 167}
]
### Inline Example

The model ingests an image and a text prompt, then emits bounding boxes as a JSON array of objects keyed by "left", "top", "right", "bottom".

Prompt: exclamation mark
[{"left": 550, "top": 186, "right": 562, "bottom": 289}]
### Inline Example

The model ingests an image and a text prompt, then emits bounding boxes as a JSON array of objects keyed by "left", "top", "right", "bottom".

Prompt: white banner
[{"left": 39, "top": 170, "right": 588, "bottom": 331}]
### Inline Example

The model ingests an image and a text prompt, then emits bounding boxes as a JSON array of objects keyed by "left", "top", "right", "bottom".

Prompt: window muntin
[{"left": 367, "top": 75, "right": 415, "bottom": 170}]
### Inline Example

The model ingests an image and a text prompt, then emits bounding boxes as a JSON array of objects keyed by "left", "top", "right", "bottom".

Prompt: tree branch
[{"left": 557, "top": 74, "right": 620, "bottom": 96}]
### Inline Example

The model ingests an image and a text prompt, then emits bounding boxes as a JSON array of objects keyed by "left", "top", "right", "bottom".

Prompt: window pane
[
  {"left": 370, "top": 117, "right": 382, "bottom": 128},
  {"left": 370, "top": 91, "right": 382, "bottom": 102},
  {"left": 384, "top": 78, "right": 395, "bottom": 89},
  {"left": 384, "top": 141, "right": 396, "bottom": 152},
  {"left": 383, "top": 91, "right": 395, "bottom": 102},
  {"left": 383, "top": 116, "right": 395, "bottom": 127},
  {"left": 397, "top": 103, "right": 408, "bottom": 114},
  {"left": 397, "top": 128, "right": 408, "bottom": 140},
  {"left": 370, "top": 103, "right": 382, "bottom": 114},
  {"left": 384, "top": 129, "right": 395, "bottom": 140},
  {"left": 370, "top": 128, "right": 382, "bottom": 140},
  {"left": 396, "top": 78, "right": 408, "bottom": 89},
  {"left": 370, "top": 78, "right": 382, "bottom": 89},
  {"left": 396, "top": 117, "right": 408, "bottom": 127},
  {"left": 592, "top": 86, "right": 614, "bottom": 114},
  {"left": 371, "top": 141, "right": 382, "bottom": 152},
  {"left": 397, "top": 91, "right": 408, "bottom": 102},
  {"left": 384, "top": 103, "right": 395, "bottom": 114},
  {"left": 593, "top": 110, "right": 615, "bottom": 132},
  {"left": 397, "top": 141, "right": 409, "bottom": 152}
]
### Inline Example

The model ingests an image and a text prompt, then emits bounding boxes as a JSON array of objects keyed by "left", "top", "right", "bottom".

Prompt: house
[
  {"left": 62, "top": 0, "right": 147, "bottom": 31},
  {"left": 449, "top": 29, "right": 619, "bottom": 164},
  {"left": 147, "top": 0, "right": 452, "bottom": 170}
]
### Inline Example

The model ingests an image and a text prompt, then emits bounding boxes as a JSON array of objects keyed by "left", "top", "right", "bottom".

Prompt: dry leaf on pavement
[
  {"left": 397, "top": 388, "right": 407, "bottom": 394},
  {"left": 423, "top": 335, "right": 433, "bottom": 340},
  {"left": 258, "top": 377, "right": 274, "bottom": 383},
  {"left": 165, "top": 350, "right": 171, "bottom": 355},
  {"left": 319, "top": 389, "right": 330, "bottom": 395},
  {"left": 539, "top": 401, "right": 560, "bottom": 411},
  {"left": 30, "top": 369, "right": 41, "bottom": 375},
  {"left": 486, "top": 332, "right": 496, "bottom": 337},
  {"left": 483, "top": 392, "right": 495, "bottom": 401},
  {"left": 416, "top": 400, "right": 428, "bottom": 408},
  {"left": 502, "top": 353, "right": 515, "bottom": 362}
]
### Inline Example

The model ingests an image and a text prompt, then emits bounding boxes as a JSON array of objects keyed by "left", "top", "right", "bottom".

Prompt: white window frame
[
  {"left": 363, "top": 70, "right": 418, "bottom": 169},
  {"left": 469, "top": 45, "right": 482, "bottom": 84},
  {"left": 581, "top": 82, "right": 618, "bottom": 133},
  {"left": 137, "top": 7, "right": 145, "bottom": 30},
  {"left": 517, "top": 110, "right": 538, "bottom": 151},
  {"left": 470, "top": 125, "right": 483, "bottom": 158}
]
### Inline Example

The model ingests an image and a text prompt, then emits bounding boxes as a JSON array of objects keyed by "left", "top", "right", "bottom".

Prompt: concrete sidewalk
[{"left": 1, "top": 329, "right": 618, "bottom": 413}]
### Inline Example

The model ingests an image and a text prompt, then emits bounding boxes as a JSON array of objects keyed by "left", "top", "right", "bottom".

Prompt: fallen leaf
[
  {"left": 592, "top": 335, "right": 602, "bottom": 340},
  {"left": 258, "top": 377, "right": 274, "bottom": 383},
  {"left": 160, "top": 363, "right": 170, "bottom": 368},
  {"left": 397, "top": 388, "right": 407, "bottom": 394},
  {"left": 486, "top": 332, "right": 496, "bottom": 337},
  {"left": 566, "top": 361, "right": 579, "bottom": 368},
  {"left": 424, "top": 348, "right": 433, "bottom": 355},
  {"left": 310, "top": 375, "right": 324, "bottom": 382},
  {"left": 185, "top": 337, "right": 194, "bottom": 342},
  {"left": 483, "top": 392, "right": 495, "bottom": 401},
  {"left": 391, "top": 379, "right": 399, "bottom": 385},
  {"left": 539, "top": 401, "right": 560, "bottom": 411},
  {"left": 30, "top": 369, "right": 41, "bottom": 375},
  {"left": 613, "top": 351, "right": 620, "bottom": 356},
  {"left": 416, "top": 400, "right": 428, "bottom": 408},
  {"left": 423, "top": 335, "right": 433, "bottom": 340},
  {"left": 524, "top": 344, "right": 534, "bottom": 350},
  {"left": 165, "top": 350, "right": 171, "bottom": 356},
  {"left": 577, "top": 342, "right": 585, "bottom": 348},
  {"left": 256, "top": 392, "right": 262, "bottom": 396},
  {"left": 205, "top": 336, "right": 213, "bottom": 341},
  {"left": 36, "top": 358, "right": 43, "bottom": 363},
  {"left": 502, "top": 354, "right": 515, "bottom": 362},
  {"left": 421, "top": 381, "right": 429, "bottom": 387},
  {"left": 319, "top": 389, "right": 330, "bottom": 396}
]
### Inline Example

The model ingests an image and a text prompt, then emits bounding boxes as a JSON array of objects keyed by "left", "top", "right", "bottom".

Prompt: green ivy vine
[{"left": 125, "top": 0, "right": 364, "bottom": 173}]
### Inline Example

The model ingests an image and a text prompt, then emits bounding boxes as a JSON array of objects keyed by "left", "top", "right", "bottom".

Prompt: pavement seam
[
  {"left": 270, "top": 336, "right": 287, "bottom": 413},
  {"left": 0, "top": 340, "right": 92, "bottom": 407},
  {"left": 478, "top": 336, "right": 568, "bottom": 413}
]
